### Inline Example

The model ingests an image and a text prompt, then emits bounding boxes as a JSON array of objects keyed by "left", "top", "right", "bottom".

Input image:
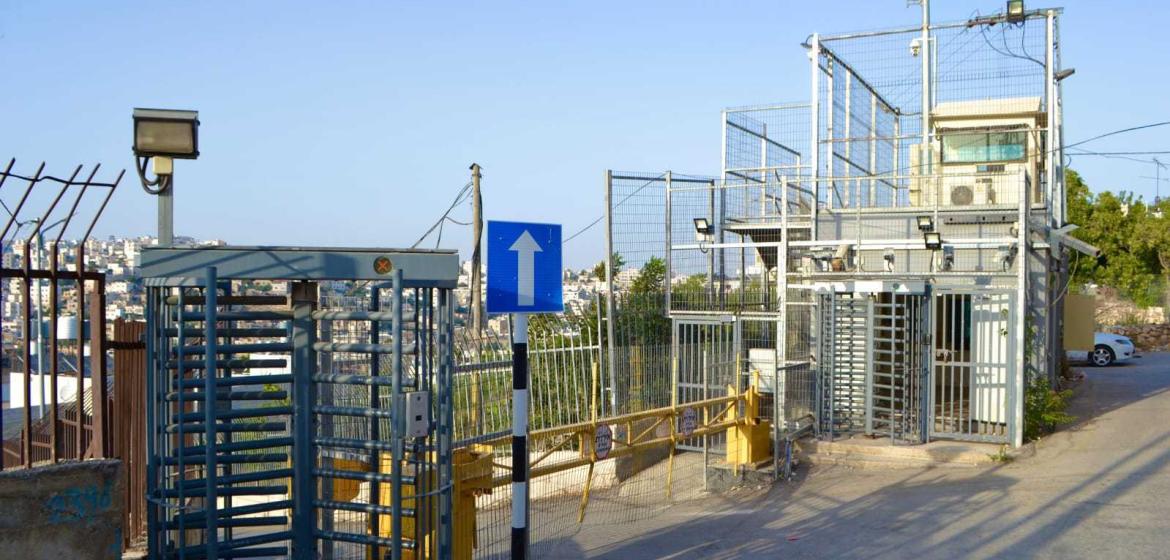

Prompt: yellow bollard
[
  {"left": 727, "top": 384, "right": 772, "bottom": 467},
  {"left": 375, "top": 445, "right": 493, "bottom": 560}
]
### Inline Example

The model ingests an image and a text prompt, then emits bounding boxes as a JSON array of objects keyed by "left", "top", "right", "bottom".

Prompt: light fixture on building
[
  {"left": 693, "top": 218, "right": 714, "bottom": 241},
  {"left": 883, "top": 249, "right": 896, "bottom": 272},
  {"left": 1006, "top": 0, "right": 1025, "bottom": 22},
  {"left": 916, "top": 215, "right": 934, "bottom": 232},
  {"left": 924, "top": 231, "right": 943, "bottom": 250}
]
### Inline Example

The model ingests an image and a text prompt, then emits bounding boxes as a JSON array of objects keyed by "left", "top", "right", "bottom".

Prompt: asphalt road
[{"left": 567, "top": 352, "right": 1170, "bottom": 559}]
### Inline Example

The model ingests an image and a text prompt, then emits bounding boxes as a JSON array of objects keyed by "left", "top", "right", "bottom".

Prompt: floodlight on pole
[
  {"left": 132, "top": 108, "right": 199, "bottom": 248},
  {"left": 924, "top": 231, "right": 942, "bottom": 250},
  {"left": 1006, "top": 0, "right": 1025, "bottom": 22}
]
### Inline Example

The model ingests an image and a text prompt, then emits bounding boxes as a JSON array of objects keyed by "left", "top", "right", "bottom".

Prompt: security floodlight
[
  {"left": 924, "top": 232, "right": 942, "bottom": 250},
  {"left": 916, "top": 215, "right": 935, "bottom": 232},
  {"left": 693, "top": 218, "right": 712, "bottom": 235},
  {"left": 133, "top": 108, "right": 200, "bottom": 159},
  {"left": 1054, "top": 68, "right": 1076, "bottom": 81},
  {"left": 1006, "top": 0, "right": 1025, "bottom": 21},
  {"left": 133, "top": 107, "right": 199, "bottom": 249}
]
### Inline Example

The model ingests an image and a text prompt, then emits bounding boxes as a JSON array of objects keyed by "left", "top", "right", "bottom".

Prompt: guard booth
[{"left": 141, "top": 246, "right": 459, "bottom": 560}]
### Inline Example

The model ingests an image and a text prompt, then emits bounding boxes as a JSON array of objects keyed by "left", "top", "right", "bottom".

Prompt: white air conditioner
[{"left": 936, "top": 164, "right": 1024, "bottom": 206}]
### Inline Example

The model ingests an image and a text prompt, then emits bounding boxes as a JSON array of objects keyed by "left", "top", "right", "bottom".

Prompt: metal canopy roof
[{"left": 140, "top": 245, "right": 459, "bottom": 287}]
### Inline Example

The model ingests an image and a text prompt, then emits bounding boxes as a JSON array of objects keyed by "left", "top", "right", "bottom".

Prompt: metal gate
[
  {"left": 868, "top": 293, "right": 928, "bottom": 443},
  {"left": 815, "top": 292, "right": 869, "bottom": 438},
  {"left": 143, "top": 247, "right": 459, "bottom": 560},
  {"left": 930, "top": 289, "right": 1014, "bottom": 443},
  {"left": 671, "top": 316, "right": 739, "bottom": 456}
]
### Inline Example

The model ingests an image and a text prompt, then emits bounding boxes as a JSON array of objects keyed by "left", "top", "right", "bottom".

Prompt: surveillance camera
[{"left": 910, "top": 38, "right": 922, "bottom": 57}]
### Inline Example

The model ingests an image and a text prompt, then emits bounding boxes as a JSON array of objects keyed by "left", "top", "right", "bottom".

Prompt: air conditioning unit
[{"left": 937, "top": 164, "right": 1023, "bottom": 207}]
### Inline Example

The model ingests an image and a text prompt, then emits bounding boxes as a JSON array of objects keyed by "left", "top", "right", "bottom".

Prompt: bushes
[{"left": 1024, "top": 376, "right": 1075, "bottom": 441}]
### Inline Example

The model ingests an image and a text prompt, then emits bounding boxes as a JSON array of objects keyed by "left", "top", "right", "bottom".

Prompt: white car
[{"left": 1068, "top": 333, "right": 1137, "bottom": 367}]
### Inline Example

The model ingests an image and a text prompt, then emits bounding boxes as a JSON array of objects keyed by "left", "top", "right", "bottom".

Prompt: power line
[
  {"left": 1064, "top": 122, "right": 1170, "bottom": 151},
  {"left": 1067, "top": 150, "right": 1170, "bottom": 156},
  {"left": 563, "top": 173, "right": 667, "bottom": 245},
  {"left": 412, "top": 180, "right": 473, "bottom": 249}
]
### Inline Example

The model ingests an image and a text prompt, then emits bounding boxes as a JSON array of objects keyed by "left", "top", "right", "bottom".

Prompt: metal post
[
  {"left": 290, "top": 280, "right": 317, "bottom": 559},
  {"left": 604, "top": 170, "right": 618, "bottom": 416},
  {"left": 202, "top": 267, "right": 219, "bottom": 560},
  {"left": 702, "top": 349, "right": 709, "bottom": 491},
  {"left": 708, "top": 182, "right": 716, "bottom": 307},
  {"left": 369, "top": 286, "right": 382, "bottom": 554},
  {"left": 921, "top": 0, "right": 933, "bottom": 180},
  {"left": 869, "top": 91, "right": 878, "bottom": 206},
  {"left": 808, "top": 34, "right": 821, "bottom": 242},
  {"left": 144, "top": 288, "right": 158, "bottom": 559},
  {"left": 438, "top": 288, "right": 455, "bottom": 558},
  {"left": 665, "top": 171, "right": 672, "bottom": 312},
  {"left": 510, "top": 312, "right": 530, "bottom": 560},
  {"left": 864, "top": 297, "right": 875, "bottom": 435},
  {"left": 85, "top": 259, "right": 109, "bottom": 457},
  {"left": 391, "top": 271, "right": 404, "bottom": 560},
  {"left": 159, "top": 176, "right": 173, "bottom": 248},
  {"left": 844, "top": 71, "right": 852, "bottom": 208}
]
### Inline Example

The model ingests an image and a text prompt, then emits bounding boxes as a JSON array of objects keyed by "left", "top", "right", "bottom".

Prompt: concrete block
[
  {"left": 0, "top": 460, "right": 124, "bottom": 560},
  {"left": 705, "top": 461, "right": 776, "bottom": 492}
]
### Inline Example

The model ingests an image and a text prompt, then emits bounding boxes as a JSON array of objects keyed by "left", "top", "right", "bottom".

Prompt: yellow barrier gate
[{"left": 354, "top": 372, "right": 772, "bottom": 559}]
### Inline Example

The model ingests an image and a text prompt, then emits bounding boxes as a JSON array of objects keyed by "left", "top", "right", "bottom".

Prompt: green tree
[
  {"left": 592, "top": 252, "right": 625, "bottom": 280},
  {"left": 1065, "top": 169, "right": 1162, "bottom": 307}
]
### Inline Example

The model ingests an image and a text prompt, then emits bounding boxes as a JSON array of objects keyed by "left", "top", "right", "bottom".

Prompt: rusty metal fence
[{"left": 1, "top": 160, "right": 123, "bottom": 468}]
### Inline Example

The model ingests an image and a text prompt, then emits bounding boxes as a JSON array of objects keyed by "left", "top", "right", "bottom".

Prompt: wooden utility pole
[{"left": 470, "top": 163, "right": 484, "bottom": 335}]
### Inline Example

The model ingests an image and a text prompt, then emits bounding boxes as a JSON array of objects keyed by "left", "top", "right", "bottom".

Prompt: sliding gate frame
[
  {"left": 670, "top": 314, "right": 740, "bottom": 485},
  {"left": 142, "top": 246, "right": 460, "bottom": 560},
  {"left": 928, "top": 287, "right": 1016, "bottom": 445}
]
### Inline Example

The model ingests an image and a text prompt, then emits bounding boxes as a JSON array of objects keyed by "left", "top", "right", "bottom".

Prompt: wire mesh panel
[
  {"left": 930, "top": 289, "right": 1013, "bottom": 444},
  {"left": 815, "top": 12, "right": 1055, "bottom": 210}
]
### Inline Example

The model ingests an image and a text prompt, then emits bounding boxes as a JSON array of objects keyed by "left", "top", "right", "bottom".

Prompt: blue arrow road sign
[{"left": 486, "top": 221, "right": 563, "bottom": 314}]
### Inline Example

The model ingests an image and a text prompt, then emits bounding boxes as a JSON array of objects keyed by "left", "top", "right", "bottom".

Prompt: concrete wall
[{"left": 0, "top": 460, "right": 124, "bottom": 560}]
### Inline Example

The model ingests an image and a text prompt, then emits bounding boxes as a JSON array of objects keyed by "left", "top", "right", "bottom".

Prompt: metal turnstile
[{"left": 143, "top": 246, "right": 458, "bottom": 560}]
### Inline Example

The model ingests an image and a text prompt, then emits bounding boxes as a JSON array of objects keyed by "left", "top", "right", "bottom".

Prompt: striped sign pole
[{"left": 511, "top": 312, "right": 530, "bottom": 559}]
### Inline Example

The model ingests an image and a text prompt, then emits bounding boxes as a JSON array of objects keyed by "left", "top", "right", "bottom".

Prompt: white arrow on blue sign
[{"left": 486, "top": 220, "right": 564, "bottom": 314}]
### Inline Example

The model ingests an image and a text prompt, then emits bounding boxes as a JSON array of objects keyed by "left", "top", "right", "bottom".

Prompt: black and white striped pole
[{"left": 511, "top": 312, "right": 530, "bottom": 559}]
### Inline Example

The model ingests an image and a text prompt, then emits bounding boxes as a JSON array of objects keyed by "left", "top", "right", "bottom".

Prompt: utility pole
[
  {"left": 1155, "top": 158, "right": 1165, "bottom": 204},
  {"left": 470, "top": 163, "right": 484, "bottom": 335}
]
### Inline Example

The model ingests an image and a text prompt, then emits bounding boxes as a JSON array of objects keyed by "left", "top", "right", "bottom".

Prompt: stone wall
[
  {"left": 1103, "top": 324, "right": 1170, "bottom": 352},
  {"left": 0, "top": 460, "right": 124, "bottom": 560},
  {"left": 1093, "top": 286, "right": 1166, "bottom": 326}
]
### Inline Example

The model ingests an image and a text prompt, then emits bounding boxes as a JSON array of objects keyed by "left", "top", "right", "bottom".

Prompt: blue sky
[{"left": 1, "top": 1, "right": 1166, "bottom": 268}]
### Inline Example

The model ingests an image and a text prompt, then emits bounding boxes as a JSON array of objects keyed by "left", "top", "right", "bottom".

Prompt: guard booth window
[{"left": 941, "top": 128, "right": 1027, "bottom": 163}]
